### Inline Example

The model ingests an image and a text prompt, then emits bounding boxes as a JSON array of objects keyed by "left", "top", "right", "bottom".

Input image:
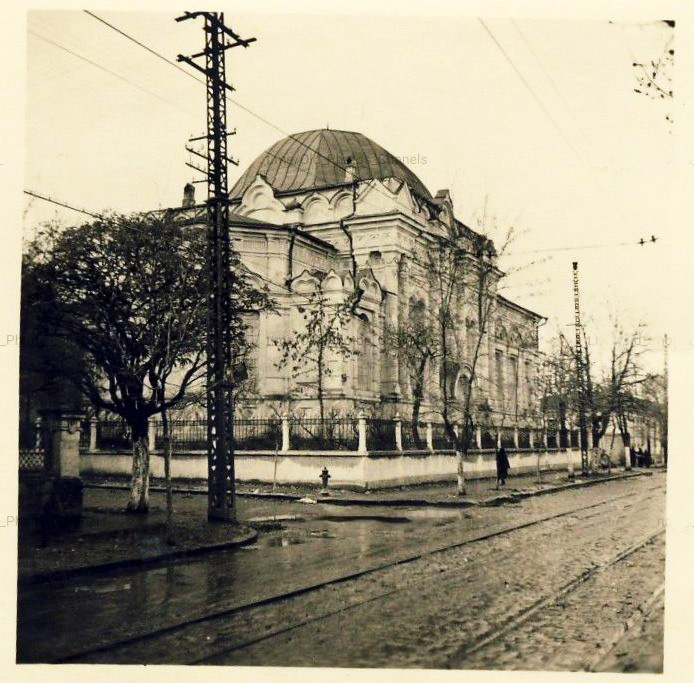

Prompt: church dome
[{"left": 230, "top": 128, "right": 432, "bottom": 200}]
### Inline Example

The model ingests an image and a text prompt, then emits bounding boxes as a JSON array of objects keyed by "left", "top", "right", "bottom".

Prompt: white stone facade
[{"left": 172, "top": 129, "right": 544, "bottom": 427}]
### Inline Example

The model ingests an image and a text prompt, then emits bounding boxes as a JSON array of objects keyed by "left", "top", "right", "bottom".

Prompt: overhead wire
[
  {"left": 23, "top": 189, "right": 103, "bottom": 219},
  {"left": 27, "top": 13, "right": 663, "bottom": 261},
  {"left": 81, "top": 10, "right": 440, "bottom": 221},
  {"left": 28, "top": 30, "right": 197, "bottom": 117},
  {"left": 478, "top": 18, "right": 639, "bottom": 237}
]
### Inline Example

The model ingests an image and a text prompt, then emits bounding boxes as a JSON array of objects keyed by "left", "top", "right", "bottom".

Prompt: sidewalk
[
  {"left": 18, "top": 502, "right": 257, "bottom": 585},
  {"left": 236, "top": 468, "right": 652, "bottom": 507},
  {"left": 85, "top": 467, "right": 652, "bottom": 507},
  {"left": 20, "top": 467, "right": 652, "bottom": 585}
]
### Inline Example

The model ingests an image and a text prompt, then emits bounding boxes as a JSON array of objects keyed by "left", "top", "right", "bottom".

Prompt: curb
[
  {"left": 82, "top": 469, "right": 652, "bottom": 510},
  {"left": 19, "top": 526, "right": 258, "bottom": 587}
]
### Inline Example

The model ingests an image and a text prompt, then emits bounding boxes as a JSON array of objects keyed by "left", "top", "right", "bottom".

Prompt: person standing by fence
[{"left": 496, "top": 446, "right": 510, "bottom": 489}]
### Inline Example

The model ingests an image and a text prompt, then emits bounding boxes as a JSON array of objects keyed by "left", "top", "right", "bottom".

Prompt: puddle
[
  {"left": 263, "top": 536, "right": 309, "bottom": 547},
  {"left": 316, "top": 515, "right": 410, "bottom": 524},
  {"left": 406, "top": 508, "right": 473, "bottom": 520},
  {"left": 74, "top": 583, "right": 132, "bottom": 594}
]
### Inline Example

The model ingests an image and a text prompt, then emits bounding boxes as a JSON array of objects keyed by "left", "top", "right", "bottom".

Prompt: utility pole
[
  {"left": 176, "top": 12, "right": 256, "bottom": 521},
  {"left": 572, "top": 262, "right": 589, "bottom": 475}
]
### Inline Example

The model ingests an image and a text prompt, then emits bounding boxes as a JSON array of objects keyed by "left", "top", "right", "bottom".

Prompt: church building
[{"left": 173, "top": 128, "right": 544, "bottom": 429}]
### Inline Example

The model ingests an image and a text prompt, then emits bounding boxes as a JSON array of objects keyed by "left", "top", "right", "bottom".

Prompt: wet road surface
[{"left": 17, "top": 472, "right": 665, "bottom": 669}]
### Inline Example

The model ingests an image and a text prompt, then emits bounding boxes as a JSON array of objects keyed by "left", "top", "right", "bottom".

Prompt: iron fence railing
[
  {"left": 84, "top": 415, "right": 569, "bottom": 455},
  {"left": 431, "top": 422, "right": 455, "bottom": 450},
  {"left": 401, "top": 420, "right": 427, "bottom": 450},
  {"left": 79, "top": 419, "right": 91, "bottom": 450},
  {"left": 96, "top": 419, "right": 131, "bottom": 450},
  {"left": 546, "top": 430, "right": 558, "bottom": 449},
  {"left": 289, "top": 417, "right": 358, "bottom": 451},
  {"left": 500, "top": 427, "right": 515, "bottom": 449},
  {"left": 234, "top": 418, "right": 283, "bottom": 451},
  {"left": 154, "top": 419, "right": 207, "bottom": 450},
  {"left": 367, "top": 418, "right": 397, "bottom": 451},
  {"left": 518, "top": 427, "right": 531, "bottom": 449},
  {"left": 559, "top": 428, "right": 569, "bottom": 449}
]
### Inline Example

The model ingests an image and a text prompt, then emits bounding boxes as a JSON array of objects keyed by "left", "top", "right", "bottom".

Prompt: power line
[
  {"left": 511, "top": 20, "right": 587, "bottom": 140},
  {"left": 520, "top": 236, "right": 659, "bottom": 254},
  {"left": 81, "top": 11, "right": 430, "bottom": 219},
  {"left": 28, "top": 30, "right": 195, "bottom": 117},
  {"left": 478, "top": 18, "right": 637, "bottom": 236},
  {"left": 23, "top": 189, "right": 103, "bottom": 219},
  {"left": 83, "top": 10, "right": 202, "bottom": 83}
]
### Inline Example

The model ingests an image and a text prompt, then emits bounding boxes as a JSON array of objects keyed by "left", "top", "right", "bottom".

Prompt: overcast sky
[{"left": 17, "top": 5, "right": 689, "bottom": 374}]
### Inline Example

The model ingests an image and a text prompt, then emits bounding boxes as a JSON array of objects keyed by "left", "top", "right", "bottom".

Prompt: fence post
[
  {"left": 529, "top": 428, "right": 534, "bottom": 449},
  {"left": 89, "top": 417, "right": 98, "bottom": 452},
  {"left": 426, "top": 421, "right": 434, "bottom": 451},
  {"left": 513, "top": 426, "right": 519, "bottom": 449},
  {"left": 358, "top": 411, "right": 367, "bottom": 454},
  {"left": 394, "top": 412, "right": 402, "bottom": 451},
  {"left": 543, "top": 429, "right": 548, "bottom": 448},
  {"left": 496, "top": 427, "right": 501, "bottom": 449},
  {"left": 475, "top": 426, "right": 482, "bottom": 449},
  {"left": 556, "top": 429, "right": 561, "bottom": 450},
  {"left": 281, "top": 413, "right": 290, "bottom": 452}
]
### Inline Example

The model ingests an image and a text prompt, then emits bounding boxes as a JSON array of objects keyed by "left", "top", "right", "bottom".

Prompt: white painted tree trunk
[
  {"left": 127, "top": 435, "right": 150, "bottom": 513},
  {"left": 456, "top": 450, "right": 466, "bottom": 496}
]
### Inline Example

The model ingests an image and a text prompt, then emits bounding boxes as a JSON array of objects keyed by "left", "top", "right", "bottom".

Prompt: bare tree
[
  {"left": 629, "top": 19, "right": 675, "bottom": 125},
  {"left": 274, "top": 284, "right": 355, "bottom": 425},
  {"left": 23, "top": 211, "right": 272, "bottom": 513},
  {"left": 557, "top": 320, "right": 649, "bottom": 458},
  {"left": 384, "top": 298, "right": 438, "bottom": 448}
]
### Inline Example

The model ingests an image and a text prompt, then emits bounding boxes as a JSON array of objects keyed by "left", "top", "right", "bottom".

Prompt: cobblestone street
[{"left": 17, "top": 471, "right": 665, "bottom": 670}]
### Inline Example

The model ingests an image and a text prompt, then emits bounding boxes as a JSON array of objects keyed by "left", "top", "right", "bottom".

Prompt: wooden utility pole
[{"left": 176, "top": 12, "right": 255, "bottom": 521}]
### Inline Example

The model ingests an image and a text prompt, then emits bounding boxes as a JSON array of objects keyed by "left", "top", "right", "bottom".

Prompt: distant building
[{"left": 173, "top": 128, "right": 544, "bottom": 427}]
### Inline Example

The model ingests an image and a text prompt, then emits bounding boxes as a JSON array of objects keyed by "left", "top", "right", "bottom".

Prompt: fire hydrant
[{"left": 319, "top": 467, "right": 331, "bottom": 496}]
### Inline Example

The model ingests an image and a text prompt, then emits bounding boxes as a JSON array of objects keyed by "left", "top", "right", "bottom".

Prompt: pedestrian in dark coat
[{"left": 496, "top": 447, "right": 510, "bottom": 488}]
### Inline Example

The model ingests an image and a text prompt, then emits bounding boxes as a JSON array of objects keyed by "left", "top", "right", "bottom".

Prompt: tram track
[
  {"left": 52, "top": 480, "right": 664, "bottom": 664},
  {"left": 444, "top": 529, "right": 665, "bottom": 669}
]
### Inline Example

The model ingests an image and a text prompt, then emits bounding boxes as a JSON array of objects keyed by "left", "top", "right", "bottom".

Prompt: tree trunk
[
  {"left": 317, "top": 347, "right": 325, "bottom": 427},
  {"left": 411, "top": 387, "right": 423, "bottom": 449},
  {"left": 411, "top": 357, "right": 427, "bottom": 449},
  {"left": 622, "top": 429, "right": 632, "bottom": 471},
  {"left": 161, "top": 407, "right": 174, "bottom": 542},
  {"left": 456, "top": 448, "right": 466, "bottom": 496},
  {"left": 126, "top": 416, "right": 150, "bottom": 514}
]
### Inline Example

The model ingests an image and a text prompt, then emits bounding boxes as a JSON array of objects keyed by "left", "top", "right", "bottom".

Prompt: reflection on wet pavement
[
  {"left": 19, "top": 503, "right": 472, "bottom": 662},
  {"left": 17, "top": 477, "right": 658, "bottom": 664}
]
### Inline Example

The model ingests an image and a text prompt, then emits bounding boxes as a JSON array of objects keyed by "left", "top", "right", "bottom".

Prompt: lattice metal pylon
[
  {"left": 176, "top": 12, "right": 255, "bottom": 521},
  {"left": 572, "top": 262, "right": 589, "bottom": 474}
]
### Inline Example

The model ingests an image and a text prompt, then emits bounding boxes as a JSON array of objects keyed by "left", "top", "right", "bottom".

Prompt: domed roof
[{"left": 230, "top": 128, "right": 432, "bottom": 200}]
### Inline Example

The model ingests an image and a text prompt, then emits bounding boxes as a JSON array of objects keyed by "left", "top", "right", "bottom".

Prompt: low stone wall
[{"left": 81, "top": 447, "right": 583, "bottom": 490}]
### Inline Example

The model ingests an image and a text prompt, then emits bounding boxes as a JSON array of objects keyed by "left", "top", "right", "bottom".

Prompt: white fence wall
[{"left": 81, "top": 447, "right": 584, "bottom": 490}]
